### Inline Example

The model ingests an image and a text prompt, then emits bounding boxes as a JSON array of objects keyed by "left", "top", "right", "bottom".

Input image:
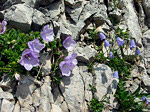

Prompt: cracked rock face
[
  {"left": 1, "top": 0, "right": 150, "bottom": 111},
  {"left": 2, "top": 4, "right": 33, "bottom": 32}
]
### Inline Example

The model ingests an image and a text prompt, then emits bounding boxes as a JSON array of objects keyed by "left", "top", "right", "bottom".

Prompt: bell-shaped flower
[
  {"left": 130, "top": 40, "right": 136, "bottom": 49},
  {"left": 142, "top": 96, "right": 150, "bottom": 104},
  {"left": 100, "top": 33, "right": 106, "bottom": 40},
  {"left": 135, "top": 49, "right": 140, "bottom": 55},
  {"left": 40, "top": 25, "right": 54, "bottom": 42},
  {"left": 117, "top": 37, "right": 125, "bottom": 46},
  {"left": 0, "top": 20, "right": 7, "bottom": 34},
  {"left": 28, "top": 38, "right": 45, "bottom": 53},
  {"left": 104, "top": 40, "right": 110, "bottom": 47},
  {"left": 20, "top": 49, "right": 39, "bottom": 71},
  {"left": 113, "top": 71, "right": 119, "bottom": 78},
  {"left": 59, "top": 60, "right": 75, "bottom": 76},
  {"left": 63, "top": 36, "right": 76, "bottom": 51},
  {"left": 110, "top": 51, "right": 114, "bottom": 59},
  {"left": 65, "top": 53, "right": 78, "bottom": 67},
  {"left": 14, "top": 73, "right": 20, "bottom": 80}
]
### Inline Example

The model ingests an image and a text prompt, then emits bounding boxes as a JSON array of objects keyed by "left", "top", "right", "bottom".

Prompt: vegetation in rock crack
[
  {"left": 88, "top": 26, "right": 150, "bottom": 111},
  {"left": 0, "top": 21, "right": 78, "bottom": 84}
]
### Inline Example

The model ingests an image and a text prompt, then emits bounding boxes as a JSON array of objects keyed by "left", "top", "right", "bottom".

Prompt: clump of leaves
[
  {"left": 111, "top": 0, "right": 120, "bottom": 11},
  {"left": 115, "top": 81, "right": 145, "bottom": 112},
  {"left": 89, "top": 98, "right": 105, "bottom": 112},
  {"left": 0, "top": 29, "right": 41, "bottom": 76},
  {"left": 87, "top": 25, "right": 149, "bottom": 111},
  {"left": 89, "top": 27, "right": 98, "bottom": 39}
]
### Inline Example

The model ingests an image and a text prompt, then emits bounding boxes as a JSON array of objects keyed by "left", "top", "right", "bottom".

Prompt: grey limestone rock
[
  {"left": 0, "top": 99, "right": 14, "bottom": 112},
  {"left": 142, "top": 0, "right": 150, "bottom": 18},
  {"left": 123, "top": 0, "right": 142, "bottom": 45},
  {"left": 3, "top": 4, "right": 33, "bottom": 32},
  {"left": 94, "top": 64, "right": 119, "bottom": 109}
]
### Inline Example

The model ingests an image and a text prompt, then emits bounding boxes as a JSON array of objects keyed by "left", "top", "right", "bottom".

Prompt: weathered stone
[
  {"left": 59, "top": 64, "right": 93, "bottom": 112},
  {"left": 123, "top": 0, "right": 142, "bottom": 45},
  {"left": 64, "top": 0, "right": 82, "bottom": 7},
  {"left": 0, "top": 75, "right": 12, "bottom": 91},
  {"left": 1, "top": 99, "right": 14, "bottom": 112},
  {"left": 32, "top": 9, "right": 49, "bottom": 30},
  {"left": 40, "top": 52, "right": 52, "bottom": 75},
  {"left": 142, "top": 0, "right": 150, "bottom": 18},
  {"left": 0, "top": 92, "right": 14, "bottom": 101},
  {"left": 3, "top": 4, "right": 33, "bottom": 32},
  {"left": 13, "top": 101, "right": 20, "bottom": 112},
  {"left": 73, "top": 43, "right": 97, "bottom": 63},
  {"left": 93, "top": 4, "right": 107, "bottom": 26},
  {"left": 143, "top": 30, "right": 150, "bottom": 62},
  {"left": 51, "top": 104, "right": 63, "bottom": 112},
  {"left": 109, "top": 8, "right": 122, "bottom": 24},
  {"left": 94, "top": 64, "right": 119, "bottom": 109},
  {"left": 45, "top": 1, "right": 64, "bottom": 20},
  {"left": 65, "top": 4, "right": 83, "bottom": 23}
]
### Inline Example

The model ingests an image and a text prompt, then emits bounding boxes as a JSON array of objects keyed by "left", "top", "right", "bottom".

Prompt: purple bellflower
[
  {"left": 135, "top": 49, "right": 140, "bottom": 55},
  {"left": 63, "top": 36, "right": 76, "bottom": 51},
  {"left": 113, "top": 71, "right": 119, "bottom": 78},
  {"left": 104, "top": 40, "right": 110, "bottom": 47},
  {"left": 15, "top": 73, "right": 20, "bottom": 81},
  {"left": 20, "top": 49, "right": 39, "bottom": 71},
  {"left": 142, "top": 96, "right": 150, "bottom": 104},
  {"left": 28, "top": 38, "right": 45, "bottom": 53},
  {"left": 117, "top": 37, "right": 125, "bottom": 46},
  {"left": 65, "top": 53, "right": 78, "bottom": 67},
  {"left": 100, "top": 33, "right": 106, "bottom": 40},
  {"left": 0, "top": 20, "right": 7, "bottom": 34},
  {"left": 130, "top": 40, "right": 136, "bottom": 49},
  {"left": 40, "top": 25, "right": 54, "bottom": 42},
  {"left": 59, "top": 61, "right": 75, "bottom": 76},
  {"left": 59, "top": 53, "right": 78, "bottom": 76},
  {"left": 110, "top": 51, "right": 114, "bottom": 59}
]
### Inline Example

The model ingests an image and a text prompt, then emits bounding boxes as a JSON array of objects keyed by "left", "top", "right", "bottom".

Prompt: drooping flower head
[
  {"left": 40, "top": 25, "right": 54, "bottom": 42},
  {"left": 63, "top": 36, "right": 76, "bottom": 51},
  {"left": 117, "top": 37, "right": 125, "bottom": 46},
  {"left": 113, "top": 71, "right": 119, "bottom": 78},
  {"left": 59, "top": 61, "right": 75, "bottom": 76},
  {"left": 65, "top": 53, "right": 78, "bottom": 67},
  {"left": 14, "top": 73, "right": 20, "bottom": 80},
  {"left": 28, "top": 38, "right": 45, "bottom": 53},
  {"left": 130, "top": 39, "right": 136, "bottom": 49},
  {"left": 135, "top": 49, "right": 140, "bottom": 55},
  {"left": 20, "top": 49, "right": 39, "bottom": 71},
  {"left": 142, "top": 96, "right": 150, "bottom": 104},
  {"left": 104, "top": 40, "right": 110, "bottom": 47},
  {"left": 100, "top": 33, "right": 106, "bottom": 40},
  {"left": 110, "top": 51, "right": 114, "bottom": 59},
  {"left": 0, "top": 20, "right": 7, "bottom": 34}
]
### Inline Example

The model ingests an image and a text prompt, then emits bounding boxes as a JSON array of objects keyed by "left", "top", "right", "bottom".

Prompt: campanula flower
[
  {"left": 28, "top": 38, "right": 45, "bottom": 53},
  {"left": 0, "top": 20, "right": 7, "bottom": 34},
  {"left": 117, "top": 37, "right": 125, "bottom": 46},
  {"left": 65, "top": 53, "right": 78, "bottom": 67},
  {"left": 14, "top": 73, "right": 20, "bottom": 80},
  {"left": 20, "top": 49, "right": 39, "bottom": 71},
  {"left": 110, "top": 51, "right": 114, "bottom": 59},
  {"left": 59, "top": 60, "right": 75, "bottom": 76},
  {"left": 142, "top": 96, "right": 150, "bottom": 104},
  {"left": 100, "top": 33, "right": 106, "bottom": 40},
  {"left": 40, "top": 25, "right": 54, "bottom": 42},
  {"left": 130, "top": 40, "right": 136, "bottom": 49},
  {"left": 104, "top": 40, "right": 110, "bottom": 47},
  {"left": 113, "top": 71, "right": 119, "bottom": 78},
  {"left": 63, "top": 36, "right": 76, "bottom": 51},
  {"left": 135, "top": 49, "right": 140, "bottom": 55}
]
